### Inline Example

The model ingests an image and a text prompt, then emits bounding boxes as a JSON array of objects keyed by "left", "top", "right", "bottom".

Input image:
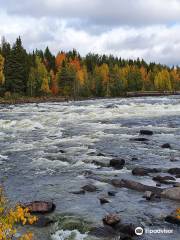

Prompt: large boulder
[
  {"left": 140, "top": 130, "right": 153, "bottom": 135},
  {"left": 132, "top": 167, "right": 160, "bottom": 176},
  {"left": 110, "top": 158, "right": 125, "bottom": 170},
  {"left": 161, "top": 187, "right": 180, "bottom": 201},
  {"left": 23, "top": 201, "right": 56, "bottom": 214}
]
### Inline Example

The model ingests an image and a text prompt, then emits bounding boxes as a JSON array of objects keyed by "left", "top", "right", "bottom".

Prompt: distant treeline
[{"left": 0, "top": 36, "right": 180, "bottom": 98}]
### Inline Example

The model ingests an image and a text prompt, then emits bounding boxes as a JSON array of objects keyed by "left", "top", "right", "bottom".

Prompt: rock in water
[
  {"left": 161, "top": 143, "right": 171, "bottom": 149},
  {"left": 140, "top": 130, "right": 153, "bottom": 135},
  {"left": 161, "top": 187, "right": 180, "bottom": 201},
  {"left": 132, "top": 167, "right": 160, "bottom": 176},
  {"left": 110, "top": 158, "right": 125, "bottom": 169},
  {"left": 108, "top": 191, "right": 117, "bottom": 196},
  {"left": 103, "top": 214, "right": 121, "bottom": 226},
  {"left": 23, "top": 201, "right": 56, "bottom": 214},
  {"left": 168, "top": 168, "right": 180, "bottom": 175},
  {"left": 99, "top": 197, "right": 110, "bottom": 204},
  {"left": 82, "top": 184, "right": 97, "bottom": 192},
  {"left": 71, "top": 190, "right": 85, "bottom": 195},
  {"left": 153, "top": 175, "right": 176, "bottom": 184},
  {"left": 173, "top": 183, "right": 180, "bottom": 187},
  {"left": 34, "top": 216, "right": 54, "bottom": 227},
  {"left": 165, "top": 209, "right": 180, "bottom": 225},
  {"left": 111, "top": 179, "right": 162, "bottom": 195},
  {"left": 130, "top": 138, "right": 149, "bottom": 142},
  {"left": 89, "top": 225, "right": 117, "bottom": 238},
  {"left": 114, "top": 223, "right": 136, "bottom": 237},
  {"left": 143, "top": 191, "right": 154, "bottom": 200}
]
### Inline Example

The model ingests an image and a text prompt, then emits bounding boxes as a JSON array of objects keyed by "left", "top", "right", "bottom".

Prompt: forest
[{"left": 0, "top": 36, "right": 180, "bottom": 99}]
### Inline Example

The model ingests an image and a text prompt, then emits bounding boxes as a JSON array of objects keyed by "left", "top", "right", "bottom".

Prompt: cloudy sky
[{"left": 0, "top": 0, "right": 180, "bottom": 65}]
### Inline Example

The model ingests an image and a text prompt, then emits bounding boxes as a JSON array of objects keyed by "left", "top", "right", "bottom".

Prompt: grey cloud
[{"left": 1, "top": 0, "right": 180, "bottom": 27}]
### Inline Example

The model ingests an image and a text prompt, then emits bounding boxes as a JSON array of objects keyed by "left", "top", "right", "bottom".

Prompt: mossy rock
[{"left": 55, "top": 214, "right": 93, "bottom": 234}]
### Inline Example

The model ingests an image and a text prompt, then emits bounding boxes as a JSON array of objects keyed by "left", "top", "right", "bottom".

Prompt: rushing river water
[{"left": 0, "top": 96, "right": 180, "bottom": 240}]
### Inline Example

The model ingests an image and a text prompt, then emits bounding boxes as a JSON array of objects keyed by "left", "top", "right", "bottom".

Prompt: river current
[{"left": 0, "top": 96, "right": 180, "bottom": 240}]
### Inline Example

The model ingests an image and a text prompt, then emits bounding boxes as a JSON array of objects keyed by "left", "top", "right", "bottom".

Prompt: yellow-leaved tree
[
  {"left": 0, "top": 187, "right": 37, "bottom": 240},
  {"left": 154, "top": 69, "right": 172, "bottom": 91}
]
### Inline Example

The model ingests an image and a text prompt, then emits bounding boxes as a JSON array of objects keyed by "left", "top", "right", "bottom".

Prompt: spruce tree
[{"left": 5, "top": 37, "right": 29, "bottom": 94}]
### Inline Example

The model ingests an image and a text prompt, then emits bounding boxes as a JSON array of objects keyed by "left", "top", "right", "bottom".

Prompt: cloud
[
  {"left": 0, "top": 0, "right": 180, "bottom": 65},
  {"left": 1, "top": 0, "right": 180, "bottom": 26}
]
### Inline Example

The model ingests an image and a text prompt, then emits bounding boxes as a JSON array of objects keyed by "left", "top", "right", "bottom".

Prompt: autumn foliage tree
[
  {"left": 154, "top": 69, "right": 172, "bottom": 91},
  {"left": 0, "top": 187, "right": 37, "bottom": 240},
  {"left": 0, "top": 37, "right": 180, "bottom": 98}
]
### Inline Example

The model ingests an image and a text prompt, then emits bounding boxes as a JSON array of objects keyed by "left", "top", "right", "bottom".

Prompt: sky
[{"left": 0, "top": 0, "right": 180, "bottom": 65}]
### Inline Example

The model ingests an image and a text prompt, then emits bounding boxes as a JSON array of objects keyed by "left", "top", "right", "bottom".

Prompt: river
[{"left": 0, "top": 96, "right": 180, "bottom": 240}]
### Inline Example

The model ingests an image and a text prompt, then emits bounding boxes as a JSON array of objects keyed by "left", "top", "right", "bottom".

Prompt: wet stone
[
  {"left": 103, "top": 214, "right": 121, "bottom": 226},
  {"left": 110, "top": 158, "right": 125, "bottom": 170},
  {"left": 82, "top": 184, "right": 98, "bottom": 192},
  {"left": 161, "top": 143, "right": 171, "bottom": 149},
  {"left": 108, "top": 191, "right": 117, "bottom": 196},
  {"left": 140, "top": 130, "right": 153, "bottom": 135}
]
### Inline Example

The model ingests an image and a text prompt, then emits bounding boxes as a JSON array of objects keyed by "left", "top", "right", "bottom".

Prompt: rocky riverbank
[{"left": 0, "top": 91, "right": 180, "bottom": 105}]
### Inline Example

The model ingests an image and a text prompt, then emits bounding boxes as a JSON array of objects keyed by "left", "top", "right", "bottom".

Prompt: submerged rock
[
  {"left": 56, "top": 214, "right": 92, "bottom": 234},
  {"left": 108, "top": 191, "right": 117, "bottom": 196},
  {"left": 165, "top": 209, "right": 180, "bottom": 225},
  {"left": 130, "top": 137, "right": 149, "bottom": 142},
  {"left": 23, "top": 201, "right": 56, "bottom": 214},
  {"left": 103, "top": 214, "right": 121, "bottom": 226},
  {"left": 89, "top": 225, "right": 117, "bottom": 238},
  {"left": 99, "top": 197, "right": 110, "bottom": 204},
  {"left": 71, "top": 190, "right": 85, "bottom": 195},
  {"left": 132, "top": 167, "right": 160, "bottom": 176},
  {"left": 168, "top": 168, "right": 180, "bottom": 175},
  {"left": 110, "top": 158, "right": 125, "bottom": 169},
  {"left": 34, "top": 216, "right": 54, "bottom": 227},
  {"left": 140, "top": 130, "right": 153, "bottom": 135},
  {"left": 97, "top": 152, "right": 106, "bottom": 157},
  {"left": 173, "top": 183, "right": 180, "bottom": 187},
  {"left": 114, "top": 223, "right": 136, "bottom": 237},
  {"left": 153, "top": 175, "right": 176, "bottom": 184},
  {"left": 161, "top": 143, "right": 171, "bottom": 149},
  {"left": 82, "top": 184, "right": 97, "bottom": 192},
  {"left": 92, "top": 159, "right": 110, "bottom": 167},
  {"left": 143, "top": 191, "right": 155, "bottom": 200}
]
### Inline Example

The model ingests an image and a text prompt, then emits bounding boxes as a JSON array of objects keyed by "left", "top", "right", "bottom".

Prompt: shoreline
[{"left": 0, "top": 91, "right": 180, "bottom": 105}]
